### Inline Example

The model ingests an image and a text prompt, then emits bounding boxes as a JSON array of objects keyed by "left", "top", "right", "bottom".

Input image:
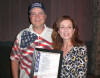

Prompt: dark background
[{"left": 0, "top": 0, "right": 96, "bottom": 78}]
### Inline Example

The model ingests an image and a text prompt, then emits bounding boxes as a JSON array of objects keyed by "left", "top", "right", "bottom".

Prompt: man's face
[{"left": 29, "top": 7, "right": 47, "bottom": 28}]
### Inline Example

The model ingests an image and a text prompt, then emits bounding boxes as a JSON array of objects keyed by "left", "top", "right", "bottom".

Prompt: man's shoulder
[
  {"left": 46, "top": 26, "right": 53, "bottom": 32},
  {"left": 40, "top": 26, "right": 53, "bottom": 43},
  {"left": 16, "top": 28, "right": 29, "bottom": 39}
]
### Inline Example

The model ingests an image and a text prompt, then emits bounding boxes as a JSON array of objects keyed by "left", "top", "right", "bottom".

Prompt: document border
[{"left": 33, "top": 48, "right": 63, "bottom": 78}]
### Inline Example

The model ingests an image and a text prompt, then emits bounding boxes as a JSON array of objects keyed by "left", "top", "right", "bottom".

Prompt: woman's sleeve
[{"left": 77, "top": 46, "right": 88, "bottom": 78}]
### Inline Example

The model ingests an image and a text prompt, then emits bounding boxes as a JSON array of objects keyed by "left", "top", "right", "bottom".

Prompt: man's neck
[{"left": 33, "top": 25, "right": 45, "bottom": 34}]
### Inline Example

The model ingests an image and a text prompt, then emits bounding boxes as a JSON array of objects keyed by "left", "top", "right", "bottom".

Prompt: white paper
[{"left": 34, "top": 51, "right": 60, "bottom": 78}]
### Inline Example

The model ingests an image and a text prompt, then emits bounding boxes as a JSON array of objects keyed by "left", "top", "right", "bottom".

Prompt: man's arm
[{"left": 11, "top": 60, "right": 19, "bottom": 78}]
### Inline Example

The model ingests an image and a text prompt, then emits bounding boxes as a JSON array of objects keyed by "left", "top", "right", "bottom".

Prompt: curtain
[{"left": 0, "top": 0, "right": 94, "bottom": 42}]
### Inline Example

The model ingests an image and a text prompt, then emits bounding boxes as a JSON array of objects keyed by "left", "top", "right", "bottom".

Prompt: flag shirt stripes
[{"left": 10, "top": 24, "right": 53, "bottom": 78}]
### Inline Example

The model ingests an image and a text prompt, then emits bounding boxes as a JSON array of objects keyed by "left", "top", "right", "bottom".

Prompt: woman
[{"left": 52, "top": 16, "right": 88, "bottom": 78}]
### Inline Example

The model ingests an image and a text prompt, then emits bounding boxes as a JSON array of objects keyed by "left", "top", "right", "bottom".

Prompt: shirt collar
[{"left": 29, "top": 24, "right": 47, "bottom": 36}]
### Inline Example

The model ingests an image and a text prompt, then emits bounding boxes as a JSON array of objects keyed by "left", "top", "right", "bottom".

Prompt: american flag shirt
[{"left": 10, "top": 24, "right": 53, "bottom": 78}]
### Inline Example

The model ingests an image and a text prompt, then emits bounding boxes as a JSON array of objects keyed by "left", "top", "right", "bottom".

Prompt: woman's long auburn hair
[{"left": 52, "top": 16, "right": 84, "bottom": 50}]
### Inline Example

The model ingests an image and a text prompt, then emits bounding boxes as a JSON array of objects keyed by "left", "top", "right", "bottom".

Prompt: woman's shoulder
[
  {"left": 75, "top": 44, "right": 87, "bottom": 48},
  {"left": 73, "top": 45, "right": 87, "bottom": 57},
  {"left": 74, "top": 45, "right": 87, "bottom": 51}
]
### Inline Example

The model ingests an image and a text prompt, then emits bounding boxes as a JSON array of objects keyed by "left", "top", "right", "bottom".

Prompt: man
[{"left": 10, "top": 2, "right": 52, "bottom": 78}]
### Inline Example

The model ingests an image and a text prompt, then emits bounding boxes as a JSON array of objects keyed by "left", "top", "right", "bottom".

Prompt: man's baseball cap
[{"left": 28, "top": 2, "right": 45, "bottom": 14}]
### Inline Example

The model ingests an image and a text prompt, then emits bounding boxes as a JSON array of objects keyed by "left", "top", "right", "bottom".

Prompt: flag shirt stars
[{"left": 20, "top": 31, "right": 38, "bottom": 48}]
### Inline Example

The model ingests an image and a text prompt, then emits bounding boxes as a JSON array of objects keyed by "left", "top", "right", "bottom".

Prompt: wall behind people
[{"left": 0, "top": 0, "right": 94, "bottom": 42}]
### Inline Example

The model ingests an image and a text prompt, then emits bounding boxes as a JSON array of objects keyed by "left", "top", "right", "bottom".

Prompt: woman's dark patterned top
[{"left": 60, "top": 45, "right": 88, "bottom": 78}]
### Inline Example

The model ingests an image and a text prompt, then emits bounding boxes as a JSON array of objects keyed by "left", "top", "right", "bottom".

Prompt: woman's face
[{"left": 58, "top": 19, "right": 75, "bottom": 41}]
